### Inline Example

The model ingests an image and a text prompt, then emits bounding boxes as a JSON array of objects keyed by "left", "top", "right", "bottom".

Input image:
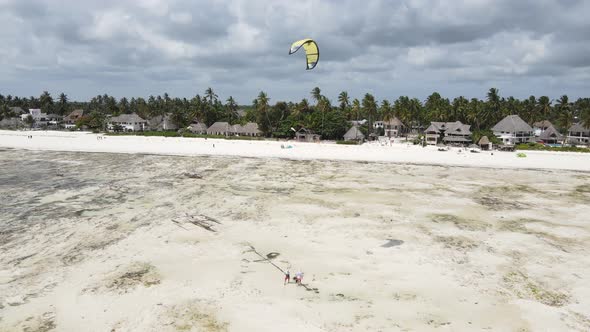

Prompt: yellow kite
[{"left": 289, "top": 39, "right": 319, "bottom": 70}]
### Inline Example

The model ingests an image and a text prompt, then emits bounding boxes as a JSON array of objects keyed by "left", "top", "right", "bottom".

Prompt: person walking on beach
[{"left": 284, "top": 270, "right": 290, "bottom": 285}]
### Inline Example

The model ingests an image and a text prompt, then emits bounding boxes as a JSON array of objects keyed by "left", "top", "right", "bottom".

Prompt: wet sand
[{"left": 1, "top": 149, "right": 589, "bottom": 331}]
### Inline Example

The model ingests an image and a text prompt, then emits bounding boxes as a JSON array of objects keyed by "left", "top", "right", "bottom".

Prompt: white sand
[
  {"left": 1, "top": 130, "right": 590, "bottom": 171},
  {"left": 1, "top": 132, "right": 590, "bottom": 331}
]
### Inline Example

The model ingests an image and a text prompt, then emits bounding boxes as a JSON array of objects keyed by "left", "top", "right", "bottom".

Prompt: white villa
[
  {"left": 492, "top": 115, "right": 534, "bottom": 145},
  {"left": 567, "top": 123, "right": 590, "bottom": 145},
  {"left": 107, "top": 113, "right": 148, "bottom": 132}
]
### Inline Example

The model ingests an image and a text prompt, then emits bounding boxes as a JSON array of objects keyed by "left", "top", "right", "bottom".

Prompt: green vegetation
[
  {"left": 336, "top": 140, "right": 359, "bottom": 145},
  {"left": 516, "top": 142, "right": 590, "bottom": 153},
  {"left": 2, "top": 87, "right": 590, "bottom": 140}
]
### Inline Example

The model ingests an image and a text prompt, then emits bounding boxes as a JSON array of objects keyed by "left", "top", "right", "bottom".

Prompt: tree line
[{"left": 1, "top": 88, "right": 590, "bottom": 139}]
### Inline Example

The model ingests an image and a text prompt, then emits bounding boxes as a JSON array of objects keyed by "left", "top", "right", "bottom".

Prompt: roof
[
  {"left": 384, "top": 117, "right": 404, "bottom": 127},
  {"left": 539, "top": 125, "right": 563, "bottom": 140},
  {"left": 188, "top": 122, "right": 208, "bottom": 131},
  {"left": 236, "top": 122, "right": 260, "bottom": 135},
  {"left": 492, "top": 115, "right": 532, "bottom": 132},
  {"left": 425, "top": 121, "right": 471, "bottom": 135},
  {"left": 9, "top": 107, "right": 26, "bottom": 115},
  {"left": 343, "top": 126, "right": 365, "bottom": 140},
  {"left": 533, "top": 120, "right": 553, "bottom": 128},
  {"left": 65, "top": 109, "right": 85, "bottom": 122},
  {"left": 297, "top": 127, "right": 317, "bottom": 135},
  {"left": 568, "top": 123, "right": 590, "bottom": 134},
  {"left": 478, "top": 136, "right": 490, "bottom": 145},
  {"left": 109, "top": 113, "right": 147, "bottom": 123},
  {"left": 207, "top": 122, "right": 231, "bottom": 133}
]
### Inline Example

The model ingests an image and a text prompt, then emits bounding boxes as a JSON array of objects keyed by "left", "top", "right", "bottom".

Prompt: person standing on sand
[{"left": 284, "top": 270, "right": 290, "bottom": 285}]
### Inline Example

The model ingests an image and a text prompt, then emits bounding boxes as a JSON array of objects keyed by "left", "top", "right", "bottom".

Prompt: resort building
[
  {"left": 107, "top": 113, "right": 147, "bottom": 132},
  {"left": 233, "top": 122, "right": 261, "bottom": 137},
  {"left": 538, "top": 125, "right": 563, "bottom": 145},
  {"left": 567, "top": 123, "right": 590, "bottom": 145},
  {"left": 148, "top": 114, "right": 178, "bottom": 131},
  {"left": 343, "top": 126, "right": 365, "bottom": 142},
  {"left": 64, "top": 109, "right": 85, "bottom": 129},
  {"left": 533, "top": 120, "right": 553, "bottom": 137},
  {"left": 424, "top": 121, "right": 472, "bottom": 145},
  {"left": 492, "top": 115, "right": 534, "bottom": 145},
  {"left": 384, "top": 117, "right": 405, "bottom": 138},
  {"left": 207, "top": 122, "right": 231, "bottom": 136},
  {"left": 295, "top": 128, "right": 321, "bottom": 142},
  {"left": 188, "top": 122, "right": 208, "bottom": 134}
]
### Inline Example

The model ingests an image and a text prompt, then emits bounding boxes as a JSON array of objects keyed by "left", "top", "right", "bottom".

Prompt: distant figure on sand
[
  {"left": 284, "top": 270, "right": 290, "bottom": 285},
  {"left": 294, "top": 271, "right": 303, "bottom": 284}
]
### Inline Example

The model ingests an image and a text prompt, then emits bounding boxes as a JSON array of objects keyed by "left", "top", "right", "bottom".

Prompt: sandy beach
[
  {"left": 1, "top": 130, "right": 590, "bottom": 172},
  {"left": 1, "top": 132, "right": 590, "bottom": 331}
]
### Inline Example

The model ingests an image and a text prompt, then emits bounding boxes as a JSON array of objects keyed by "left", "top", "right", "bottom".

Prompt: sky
[{"left": 1, "top": 0, "right": 589, "bottom": 104}]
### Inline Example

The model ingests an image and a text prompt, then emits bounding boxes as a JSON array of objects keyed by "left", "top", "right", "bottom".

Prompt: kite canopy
[{"left": 289, "top": 38, "right": 319, "bottom": 70}]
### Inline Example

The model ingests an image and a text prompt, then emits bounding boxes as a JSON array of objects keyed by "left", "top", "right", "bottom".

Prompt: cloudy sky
[{"left": 1, "top": 0, "right": 589, "bottom": 103}]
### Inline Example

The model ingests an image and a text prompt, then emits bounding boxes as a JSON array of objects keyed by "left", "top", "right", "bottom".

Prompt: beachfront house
[
  {"left": 64, "top": 109, "right": 85, "bottom": 129},
  {"left": 343, "top": 126, "right": 365, "bottom": 142},
  {"left": 567, "top": 123, "right": 590, "bottom": 145},
  {"left": 533, "top": 120, "right": 553, "bottom": 137},
  {"left": 233, "top": 122, "right": 261, "bottom": 137},
  {"left": 492, "top": 115, "right": 534, "bottom": 145},
  {"left": 207, "top": 122, "right": 231, "bottom": 136},
  {"left": 44, "top": 114, "right": 63, "bottom": 127},
  {"left": 188, "top": 122, "right": 208, "bottom": 134},
  {"left": 384, "top": 117, "right": 405, "bottom": 138},
  {"left": 107, "top": 113, "right": 147, "bottom": 132},
  {"left": 295, "top": 128, "right": 321, "bottom": 142},
  {"left": 148, "top": 114, "right": 178, "bottom": 131},
  {"left": 19, "top": 109, "right": 62, "bottom": 127},
  {"left": 424, "top": 121, "right": 472, "bottom": 146},
  {"left": 538, "top": 125, "right": 563, "bottom": 145}
]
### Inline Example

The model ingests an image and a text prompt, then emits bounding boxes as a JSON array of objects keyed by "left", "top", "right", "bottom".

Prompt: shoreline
[{"left": 2, "top": 130, "right": 590, "bottom": 172}]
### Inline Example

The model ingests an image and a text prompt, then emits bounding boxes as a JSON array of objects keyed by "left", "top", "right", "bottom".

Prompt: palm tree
[
  {"left": 362, "top": 93, "right": 377, "bottom": 135},
  {"left": 380, "top": 99, "right": 394, "bottom": 121},
  {"left": 256, "top": 91, "right": 271, "bottom": 136},
  {"left": 205, "top": 87, "right": 218, "bottom": 105},
  {"left": 556, "top": 95, "right": 573, "bottom": 142},
  {"left": 39, "top": 91, "right": 54, "bottom": 113},
  {"left": 57, "top": 93, "right": 68, "bottom": 115},
  {"left": 351, "top": 99, "right": 361, "bottom": 121},
  {"left": 311, "top": 87, "right": 322, "bottom": 105},
  {"left": 537, "top": 96, "right": 552, "bottom": 121},
  {"left": 338, "top": 91, "right": 350, "bottom": 112},
  {"left": 451, "top": 96, "right": 469, "bottom": 123},
  {"left": 225, "top": 96, "right": 239, "bottom": 124},
  {"left": 486, "top": 88, "right": 501, "bottom": 127}
]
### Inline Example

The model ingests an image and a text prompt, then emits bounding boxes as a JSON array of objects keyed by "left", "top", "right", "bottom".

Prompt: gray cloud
[{"left": 0, "top": 0, "right": 589, "bottom": 103}]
